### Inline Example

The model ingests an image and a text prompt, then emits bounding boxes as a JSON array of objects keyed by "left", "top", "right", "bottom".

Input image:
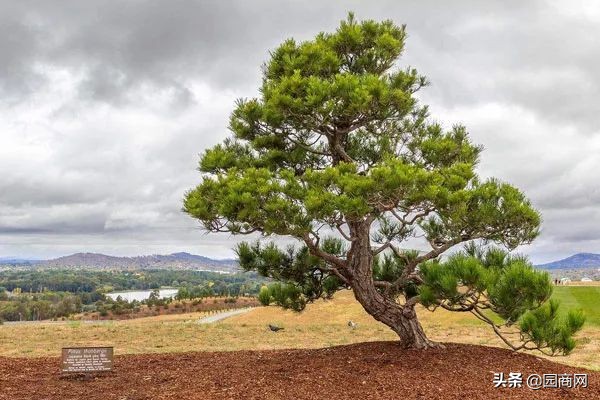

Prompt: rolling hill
[
  {"left": 537, "top": 252, "right": 600, "bottom": 270},
  {"left": 0, "top": 252, "right": 239, "bottom": 272}
]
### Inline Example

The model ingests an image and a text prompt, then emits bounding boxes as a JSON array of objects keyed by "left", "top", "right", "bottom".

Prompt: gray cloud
[
  {"left": 0, "top": 0, "right": 599, "bottom": 263},
  {"left": 0, "top": 0, "right": 341, "bottom": 106}
]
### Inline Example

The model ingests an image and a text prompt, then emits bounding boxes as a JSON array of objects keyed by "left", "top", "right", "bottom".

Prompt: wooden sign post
[{"left": 61, "top": 347, "right": 114, "bottom": 373}]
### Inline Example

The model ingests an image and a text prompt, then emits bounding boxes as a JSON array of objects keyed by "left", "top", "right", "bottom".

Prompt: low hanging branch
[{"left": 418, "top": 247, "right": 585, "bottom": 355}]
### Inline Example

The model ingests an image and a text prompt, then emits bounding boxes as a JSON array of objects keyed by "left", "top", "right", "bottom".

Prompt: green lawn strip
[{"left": 552, "top": 286, "right": 600, "bottom": 326}]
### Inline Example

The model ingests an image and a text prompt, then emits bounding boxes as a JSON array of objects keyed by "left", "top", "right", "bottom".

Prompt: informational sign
[{"left": 61, "top": 347, "right": 113, "bottom": 373}]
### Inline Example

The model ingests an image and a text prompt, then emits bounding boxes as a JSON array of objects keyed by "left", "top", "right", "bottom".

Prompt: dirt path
[
  {"left": 197, "top": 307, "right": 255, "bottom": 324},
  {"left": 0, "top": 342, "right": 598, "bottom": 400}
]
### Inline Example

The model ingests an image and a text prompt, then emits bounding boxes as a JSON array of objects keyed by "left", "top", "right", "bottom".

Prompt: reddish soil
[{"left": 1, "top": 342, "right": 598, "bottom": 400}]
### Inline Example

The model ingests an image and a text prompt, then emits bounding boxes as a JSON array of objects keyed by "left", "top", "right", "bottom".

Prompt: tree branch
[
  {"left": 286, "top": 135, "right": 330, "bottom": 157},
  {"left": 374, "top": 280, "right": 392, "bottom": 288},
  {"left": 469, "top": 307, "right": 555, "bottom": 355},
  {"left": 414, "top": 239, "right": 460, "bottom": 265},
  {"left": 336, "top": 223, "right": 355, "bottom": 242},
  {"left": 319, "top": 264, "right": 351, "bottom": 286},
  {"left": 372, "top": 241, "right": 390, "bottom": 256},
  {"left": 302, "top": 233, "right": 347, "bottom": 269},
  {"left": 404, "top": 295, "right": 420, "bottom": 308}
]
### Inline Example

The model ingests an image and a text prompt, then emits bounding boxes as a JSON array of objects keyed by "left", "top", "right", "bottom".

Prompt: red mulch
[{"left": 0, "top": 342, "right": 598, "bottom": 399}]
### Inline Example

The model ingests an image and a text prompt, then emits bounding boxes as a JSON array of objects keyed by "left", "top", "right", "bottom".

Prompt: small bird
[
  {"left": 268, "top": 324, "right": 284, "bottom": 332},
  {"left": 348, "top": 320, "right": 358, "bottom": 329}
]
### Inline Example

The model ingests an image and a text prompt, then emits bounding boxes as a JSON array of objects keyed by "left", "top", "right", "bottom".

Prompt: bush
[
  {"left": 266, "top": 283, "right": 306, "bottom": 311},
  {"left": 258, "top": 286, "right": 271, "bottom": 306}
]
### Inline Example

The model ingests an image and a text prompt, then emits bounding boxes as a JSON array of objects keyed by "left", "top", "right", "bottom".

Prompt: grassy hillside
[{"left": 1, "top": 287, "right": 598, "bottom": 370}]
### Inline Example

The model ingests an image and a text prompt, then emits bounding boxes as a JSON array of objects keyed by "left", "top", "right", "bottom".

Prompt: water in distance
[{"left": 106, "top": 288, "right": 178, "bottom": 302}]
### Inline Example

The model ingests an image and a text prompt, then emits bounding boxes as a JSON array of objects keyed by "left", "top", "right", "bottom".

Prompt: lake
[{"left": 106, "top": 288, "right": 178, "bottom": 302}]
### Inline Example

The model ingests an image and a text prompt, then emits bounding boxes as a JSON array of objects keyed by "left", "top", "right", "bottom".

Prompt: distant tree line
[
  {"left": 0, "top": 269, "right": 266, "bottom": 294},
  {"left": 0, "top": 289, "right": 89, "bottom": 321},
  {"left": 0, "top": 269, "right": 268, "bottom": 322}
]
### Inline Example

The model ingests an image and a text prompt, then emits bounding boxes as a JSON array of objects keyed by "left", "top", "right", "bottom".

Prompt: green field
[{"left": 553, "top": 286, "right": 600, "bottom": 326}]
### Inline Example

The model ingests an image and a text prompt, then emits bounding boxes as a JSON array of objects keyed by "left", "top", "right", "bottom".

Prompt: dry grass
[
  {"left": 1, "top": 291, "right": 598, "bottom": 370},
  {"left": 563, "top": 281, "right": 600, "bottom": 286}
]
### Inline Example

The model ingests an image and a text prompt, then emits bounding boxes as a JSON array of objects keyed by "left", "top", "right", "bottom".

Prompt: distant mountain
[
  {"left": 36, "top": 252, "right": 239, "bottom": 273},
  {"left": 537, "top": 253, "right": 600, "bottom": 270},
  {"left": 0, "top": 257, "right": 41, "bottom": 265},
  {"left": 169, "top": 252, "right": 237, "bottom": 265}
]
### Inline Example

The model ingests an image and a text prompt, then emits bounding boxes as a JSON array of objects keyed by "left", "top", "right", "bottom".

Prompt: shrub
[{"left": 258, "top": 286, "right": 271, "bottom": 306}]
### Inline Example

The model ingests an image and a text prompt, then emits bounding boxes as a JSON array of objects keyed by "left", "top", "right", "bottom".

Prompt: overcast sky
[{"left": 1, "top": 1, "right": 599, "bottom": 263}]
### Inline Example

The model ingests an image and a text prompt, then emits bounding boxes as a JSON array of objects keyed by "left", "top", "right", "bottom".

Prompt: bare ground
[{"left": 1, "top": 342, "right": 598, "bottom": 400}]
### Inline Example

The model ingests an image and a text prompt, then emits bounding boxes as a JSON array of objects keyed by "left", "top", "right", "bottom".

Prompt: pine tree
[{"left": 184, "top": 14, "right": 584, "bottom": 353}]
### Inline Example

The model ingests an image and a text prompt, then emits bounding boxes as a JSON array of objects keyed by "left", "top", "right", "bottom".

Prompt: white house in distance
[{"left": 581, "top": 277, "right": 593, "bottom": 282}]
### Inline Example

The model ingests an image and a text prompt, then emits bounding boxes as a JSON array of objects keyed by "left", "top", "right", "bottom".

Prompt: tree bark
[{"left": 347, "top": 220, "right": 442, "bottom": 349}]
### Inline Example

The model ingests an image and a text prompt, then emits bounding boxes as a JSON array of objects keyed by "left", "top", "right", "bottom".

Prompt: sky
[{"left": 1, "top": 0, "right": 599, "bottom": 263}]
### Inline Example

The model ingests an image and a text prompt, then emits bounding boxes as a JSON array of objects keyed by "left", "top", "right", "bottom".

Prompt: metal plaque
[{"left": 61, "top": 347, "right": 113, "bottom": 373}]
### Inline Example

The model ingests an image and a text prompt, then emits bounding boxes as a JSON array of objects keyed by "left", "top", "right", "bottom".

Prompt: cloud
[
  {"left": 0, "top": 1, "right": 599, "bottom": 263},
  {"left": 0, "top": 0, "right": 341, "bottom": 106}
]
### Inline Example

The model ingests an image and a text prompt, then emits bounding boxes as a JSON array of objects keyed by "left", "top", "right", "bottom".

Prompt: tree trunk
[{"left": 347, "top": 221, "right": 443, "bottom": 350}]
